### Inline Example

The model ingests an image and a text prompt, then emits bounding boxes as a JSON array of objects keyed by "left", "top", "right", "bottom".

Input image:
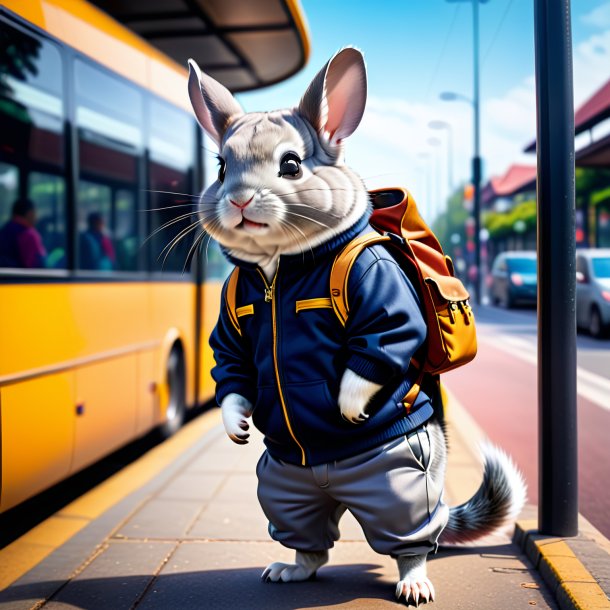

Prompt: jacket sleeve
[
  {"left": 209, "top": 279, "right": 257, "bottom": 406},
  {"left": 344, "top": 251, "right": 427, "bottom": 385}
]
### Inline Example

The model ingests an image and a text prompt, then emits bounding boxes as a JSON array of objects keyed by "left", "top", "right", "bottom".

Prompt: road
[{"left": 443, "top": 304, "right": 610, "bottom": 538}]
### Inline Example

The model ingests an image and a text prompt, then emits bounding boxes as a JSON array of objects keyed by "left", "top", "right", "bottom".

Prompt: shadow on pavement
[{"left": 1, "top": 546, "right": 533, "bottom": 610}]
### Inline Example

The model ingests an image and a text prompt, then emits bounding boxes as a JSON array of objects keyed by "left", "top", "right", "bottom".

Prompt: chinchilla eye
[
  {"left": 217, "top": 157, "right": 226, "bottom": 183},
  {"left": 278, "top": 151, "right": 302, "bottom": 179}
]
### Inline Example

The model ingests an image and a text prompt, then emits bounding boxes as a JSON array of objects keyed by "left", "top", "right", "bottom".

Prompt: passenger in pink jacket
[{"left": 0, "top": 198, "right": 47, "bottom": 269}]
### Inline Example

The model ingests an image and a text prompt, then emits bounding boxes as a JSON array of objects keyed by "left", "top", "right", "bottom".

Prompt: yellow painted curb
[
  {"left": 516, "top": 522, "right": 610, "bottom": 609},
  {"left": 0, "top": 408, "right": 222, "bottom": 591}
]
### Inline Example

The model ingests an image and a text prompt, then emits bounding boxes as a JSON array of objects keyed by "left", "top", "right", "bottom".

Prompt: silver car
[{"left": 576, "top": 249, "right": 610, "bottom": 338}]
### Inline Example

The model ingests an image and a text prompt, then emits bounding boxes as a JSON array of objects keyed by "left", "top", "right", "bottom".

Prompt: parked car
[
  {"left": 576, "top": 249, "right": 610, "bottom": 338},
  {"left": 490, "top": 251, "right": 537, "bottom": 308}
]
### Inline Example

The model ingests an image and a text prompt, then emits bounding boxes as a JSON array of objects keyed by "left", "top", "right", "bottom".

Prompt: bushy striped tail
[{"left": 440, "top": 443, "right": 527, "bottom": 545}]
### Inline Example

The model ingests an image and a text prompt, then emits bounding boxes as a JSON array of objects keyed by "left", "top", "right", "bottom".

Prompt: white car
[{"left": 576, "top": 249, "right": 610, "bottom": 338}]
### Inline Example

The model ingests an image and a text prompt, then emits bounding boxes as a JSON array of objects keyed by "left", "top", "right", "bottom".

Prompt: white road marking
[{"left": 480, "top": 332, "right": 610, "bottom": 412}]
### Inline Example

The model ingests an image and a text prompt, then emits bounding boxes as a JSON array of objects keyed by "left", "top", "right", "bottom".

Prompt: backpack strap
[
  {"left": 329, "top": 231, "right": 391, "bottom": 326},
  {"left": 225, "top": 267, "right": 242, "bottom": 336},
  {"left": 330, "top": 230, "right": 427, "bottom": 415}
]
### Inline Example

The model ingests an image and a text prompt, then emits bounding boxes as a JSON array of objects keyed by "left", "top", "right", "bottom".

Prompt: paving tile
[
  {"left": 44, "top": 541, "right": 174, "bottom": 610},
  {"left": 156, "top": 473, "right": 225, "bottom": 502},
  {"left": 114, "top": 499, "right": 202, "bottom": 540},
  {"left": 136, "top": 540, "right": 556, "bottom": 610},
  {"left": 212, "top": 473, "right": 258, "bottom": 505},
  {"left": 186, "top": 500, "right": 270, "bottom": 541}
]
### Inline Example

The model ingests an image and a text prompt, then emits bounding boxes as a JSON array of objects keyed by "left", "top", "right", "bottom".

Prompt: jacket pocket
[{"left": 283, "top": 380, "right": 341, "bottom": 438}]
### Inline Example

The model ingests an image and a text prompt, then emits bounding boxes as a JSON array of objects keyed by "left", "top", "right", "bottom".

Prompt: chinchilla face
[{"left": 187, "top": 48, "right": 371, "bottom": 263}]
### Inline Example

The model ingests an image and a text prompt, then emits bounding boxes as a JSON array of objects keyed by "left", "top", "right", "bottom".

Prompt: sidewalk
[{"left": 0, "top": 396, "right": 607, "bottom": 609}]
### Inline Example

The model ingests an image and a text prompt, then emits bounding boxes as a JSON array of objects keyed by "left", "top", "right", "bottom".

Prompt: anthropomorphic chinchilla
[{"left": 187, "top": 48, "right": 526, "bottom": 606}]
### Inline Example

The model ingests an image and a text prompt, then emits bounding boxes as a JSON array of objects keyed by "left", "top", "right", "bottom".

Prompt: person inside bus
[
  {"left": 80, "top": 211, "right": 116, "bottom": 271},
  {"left": 0, "top": 197, "right": 47, "bottom": 268}
]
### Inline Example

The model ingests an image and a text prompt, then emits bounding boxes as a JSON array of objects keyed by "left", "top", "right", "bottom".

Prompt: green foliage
[{"left": 484, "top": 199, "right": 537, "bottom": 239}]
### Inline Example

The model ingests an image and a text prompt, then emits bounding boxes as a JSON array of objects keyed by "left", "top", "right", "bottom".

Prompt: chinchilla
[{"left": 186, "top": 48, "right": 526, "bottom": 606}]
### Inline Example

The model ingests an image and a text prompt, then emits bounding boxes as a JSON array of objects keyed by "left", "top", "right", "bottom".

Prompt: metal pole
[
  {"left": 534, "top": 0, "right": 578, "bottom": 536},
  {"left": 472, "top": 0, "right": 482, "bottom": 306}
]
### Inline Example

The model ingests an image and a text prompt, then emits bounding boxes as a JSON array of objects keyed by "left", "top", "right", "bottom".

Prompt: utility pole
[
  {"left": 534, "top": 0, "right": 578, "bottom": 536},
  {"left": 472, "top": 0, "right": 482, "bottom": 306}
]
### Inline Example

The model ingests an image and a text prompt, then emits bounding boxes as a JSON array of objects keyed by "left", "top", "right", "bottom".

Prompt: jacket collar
[{"left": 222, "top": 212, "right": 371, "bottom": 271}]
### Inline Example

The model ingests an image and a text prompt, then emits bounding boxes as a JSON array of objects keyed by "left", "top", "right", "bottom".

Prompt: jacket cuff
[
  {"left": 346, "top": 353, "right": 394, "bottom": 385},
  {"left": 216, "top": 380, "right": 255, "bottom": 407}
]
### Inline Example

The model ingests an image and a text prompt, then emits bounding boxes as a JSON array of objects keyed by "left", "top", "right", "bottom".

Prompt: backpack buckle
[{"left": 383, "top": 231, "right": 405, "bottom": 247}]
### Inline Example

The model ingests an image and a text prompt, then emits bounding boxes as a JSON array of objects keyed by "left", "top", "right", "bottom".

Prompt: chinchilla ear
[
  {"left": 298, "top": 47, "right": 367, "bottom": 148},
  {"left": 187, "top": 59, "right": 243, "bottom": 147}
]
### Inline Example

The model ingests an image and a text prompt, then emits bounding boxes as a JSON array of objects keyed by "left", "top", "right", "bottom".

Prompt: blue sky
[{"left": 224, "top": 1, "right": 610, "bottom": 221}]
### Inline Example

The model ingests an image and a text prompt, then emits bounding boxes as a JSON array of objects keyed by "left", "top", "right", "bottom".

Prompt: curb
[{"left": 514, "top": 520, "right": 610, "bottom": 610}]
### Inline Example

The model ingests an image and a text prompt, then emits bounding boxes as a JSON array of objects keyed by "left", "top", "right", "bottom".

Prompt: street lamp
[
  {"left": 428, "top": 119, "right": 454, "bottom": 192},
  {"left": 442, "top": 0, "right": 487, "bottom": 306}
]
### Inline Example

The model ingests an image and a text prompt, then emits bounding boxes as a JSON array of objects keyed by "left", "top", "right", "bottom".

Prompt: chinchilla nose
[{"left": 229, "top": 196, "right": 253, "bottom": 209}]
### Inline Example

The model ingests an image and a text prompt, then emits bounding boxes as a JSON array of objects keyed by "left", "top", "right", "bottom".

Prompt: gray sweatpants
[{"left": 256, "top": 427, "right": 449, "bottom": 558}]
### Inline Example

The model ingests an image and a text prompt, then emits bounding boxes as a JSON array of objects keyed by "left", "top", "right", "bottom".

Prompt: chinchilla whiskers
[
  {"left": 284, "top": 210, "right": 333, "bottom": 231},
  {"left": 159, "top": 218, "right": 204, "bottom": 269},
  {"left": 182, "top": 228, "right": 207, "bottom": 275},
  {"left": 282, "top": 201, "right": 343, "bottom": 220},
  {"left": 277, "top": 223, "right": 307, "bottom": 265},
  {"left": 154, "top": 210, "right": 217, "bottom": 261},
  {"left": 181, "top": 215, "right": 221, "bottom": 275},
  {"left": 280, "top": 218, "right": 315, "bottom": 260},
  {"left": 142, "top": 210, "right": 217, "bottom": 247},
  {"left": 145, "top": 189, "right": 201, "bottom": 199},
  {"left": 141, "top": 212, "right": 201, "bottom": 248},
  {"left": 140, "top": 202, "right": 200, "bottom": 212}
]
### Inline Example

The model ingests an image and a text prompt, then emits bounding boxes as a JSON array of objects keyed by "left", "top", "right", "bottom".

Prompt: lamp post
[
  {"left": 442, "top": 0, "right": 488, "bottom": 306},
  {"left": 428, "top": 119, "right": 454, "bottom": 193}
]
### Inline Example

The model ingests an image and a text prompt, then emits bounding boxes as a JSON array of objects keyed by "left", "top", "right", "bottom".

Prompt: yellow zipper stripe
[
  {"left": 295, "top": 298, "right": 333, "bottom": 313},
  {"left": 236, "top": 304, "right": 254, "bottom": 317},
  {"left": 259, "top": 266, "right": 307, "bottom": 465}
]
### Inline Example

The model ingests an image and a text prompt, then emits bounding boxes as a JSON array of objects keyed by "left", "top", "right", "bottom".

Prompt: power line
[{"left": 482, "top": 0, "right": 515, "bottom": 67}]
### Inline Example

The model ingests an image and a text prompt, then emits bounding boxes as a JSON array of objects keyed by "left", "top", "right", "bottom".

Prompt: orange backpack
[{"left": 329, "top": 187, "right": 478, "bottom": 411}]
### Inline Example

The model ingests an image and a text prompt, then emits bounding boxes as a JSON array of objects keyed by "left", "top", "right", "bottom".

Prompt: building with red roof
[{"left": 482, "top": 164, "right": 537, "bottom": 210}]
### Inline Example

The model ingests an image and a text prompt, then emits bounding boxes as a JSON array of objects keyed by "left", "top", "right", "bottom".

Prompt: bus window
[
  {"left": 28, "top": 172, "right": 67, "bottom": 269},
  {"left": 74, "top": 59, "right": 143, "bottom": 273},
  {"left": 148, "top": 97, "right": 197, "bottom": 273},
  {"left": 0, "top": 24, "right": 66, "bottom": 271},
  {"left": 115, "top": 188, "right": 138, "bottom": 271}
]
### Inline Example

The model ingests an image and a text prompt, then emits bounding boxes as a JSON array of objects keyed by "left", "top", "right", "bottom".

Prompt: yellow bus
[{"left": 0, "top": 0, "right": 309, "bottom": 512}]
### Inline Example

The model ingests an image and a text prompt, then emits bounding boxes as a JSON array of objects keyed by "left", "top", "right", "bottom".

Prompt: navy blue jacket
[{"left": 210, "top": 214, "right": 433, "bottom": 466}]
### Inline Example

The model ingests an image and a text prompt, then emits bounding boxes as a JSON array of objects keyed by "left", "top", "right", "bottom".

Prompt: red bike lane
[{"left": 443, "top": 338, "right": 610, "bottom": 538}]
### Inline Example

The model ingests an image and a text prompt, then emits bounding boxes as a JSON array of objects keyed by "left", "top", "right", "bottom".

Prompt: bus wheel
[{"left": 159, "top": 345, "right": 186, "bottom": 438}]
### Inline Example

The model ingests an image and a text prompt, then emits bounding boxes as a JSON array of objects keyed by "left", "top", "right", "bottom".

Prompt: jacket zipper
[{"left": 256, "top": 265, "right": 307, "bottom": 466}]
